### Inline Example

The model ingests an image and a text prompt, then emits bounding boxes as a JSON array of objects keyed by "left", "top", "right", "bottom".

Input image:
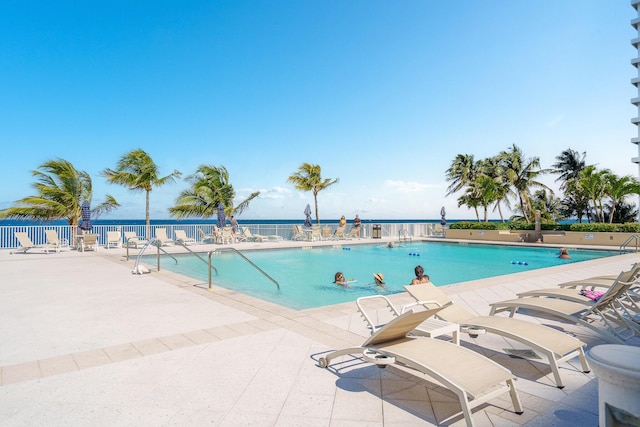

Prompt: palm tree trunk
[
  {"left": 313, "top": 192, "right": 320, "bottom": 225},
  {"left": 497, "top": 203, "right": 505, "bottom": 223},
  {"left": 146, "top": 190, "right": 151, "bottom": 238}
]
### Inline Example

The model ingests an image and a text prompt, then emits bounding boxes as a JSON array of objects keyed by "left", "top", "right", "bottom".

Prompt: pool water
[{"left": 147, "top": 242, "right": 615, "bottom": 310}]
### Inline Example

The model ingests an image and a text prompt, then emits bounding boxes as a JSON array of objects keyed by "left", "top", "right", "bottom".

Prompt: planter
[
  {"left": 445, "top": 229, "right": 640, "bottom": 247},
  {"left": 444, "top": 229, "right": 528, "bottom": 243},
  {"left": 542, "top": 231, "right": 639, "bottom": 247}
]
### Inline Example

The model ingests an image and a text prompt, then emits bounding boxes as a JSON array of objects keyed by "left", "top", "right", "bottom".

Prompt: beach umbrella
[
  {"left": 79, "top": 201, "right": 93, "bottom": 231},
  {"left": 440, "top": 206, "right": 447, "bottom": 226},
  {"left": 304, "top": 204, "right": 312, "bottom": 227},
  {"left": 217, "top": 202, "right": 226, "bottom": 229}
]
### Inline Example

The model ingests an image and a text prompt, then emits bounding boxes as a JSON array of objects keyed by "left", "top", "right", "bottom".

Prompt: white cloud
[
  {"left": 257, "top": 186, "right": 293, "bottom": 200},
  {"left": 383, "top": 180, "right": 440, "bottom": 193}
]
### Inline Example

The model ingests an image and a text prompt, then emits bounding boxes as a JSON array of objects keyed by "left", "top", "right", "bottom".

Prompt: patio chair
[
  {"left": 318, "top": 308, "right": 524, "bottom": 427},
  {"left": 322, "top": 225, "right": 332, "bottom": 240},
  {"left": 291, "top": 225, "right": 306, "bottom": 241},
  {"left": 12, "top": 232, "right": 53, "bottom": 254},
  {"left": 333, "top": 225, "right": 347, "bottom": 239},
  {"left": 197, "top": 228, "right": 218, "bottom": 244},
  {"left": 106, "top": 231, "right": 122, "bottom": 249},
  {"left": 80, "top": 233, "right": 99, "bottom": 252},
  {"left": 154, "top": 228, "right": 175, "bottom": 246},
  {"left": 404, "top": 284, "right": 591, "bottom": 389},
  {"left": 44, "top": 230, "right": 69, "bottom": 253},
  {"left": 489, "top": 277, "right": 640, "bottom": 344},
  {"left": 347, "top": 227, "right": 360, "bottom": 239},
  {"left": 311, "top": 224, "right": 321, "bottom": 241},
  {"left": 174, "top": 230, "right": 196, "bottom": 246},
  {"left": 124, "top": 231, "right": 147, "bottom": 248}
]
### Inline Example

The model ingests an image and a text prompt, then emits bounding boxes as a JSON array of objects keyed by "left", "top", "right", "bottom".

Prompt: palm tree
[
  {"left": 456, "top": 192, "right": 481, "bottom": 222},
  {"left": 478, "top": 156, "right": 513, "bottom": 223},
  {"left": 530, "top": 189, "right": 563, "bottom": 222},
  {"left": 552, "top": 148, "right": 586, "bottom": 190},
  {"left": 287, "top": 163, "right": 338, "bottom": 225},
  {"left": 561, "top": 178, "right": 591, "bottom": 223},
  {"left": 498, "top": 144, "right": 551, "bottom": 223},
  {"left": 445, "top": 154, "right": 478, "bottom": 196},
  {"left": 603, "top": 172, "right": 640, "bottom": 223},
  {"left": 101, "top": 149, "right": 182, "bottom": 238},
  {"left": 465, "top": 175, "right": 501, "bottom": 222},
  {"left": 169, "top": 165, "right": 260, "bottom": 219},
  {"left": 0, "top": 158, "right": 119, "bottom": 229},
  {"left": 577, "top": 166, "right": 609, "bottom": 222}
]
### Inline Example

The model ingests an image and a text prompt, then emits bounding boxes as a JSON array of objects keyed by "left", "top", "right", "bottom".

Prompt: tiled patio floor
[{"left": 0, "top": 239, "right": 637, "bottom": 426}]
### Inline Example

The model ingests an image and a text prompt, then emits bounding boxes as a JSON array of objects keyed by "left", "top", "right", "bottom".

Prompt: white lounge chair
[
  {"left": 557, "top": 263, "right": 640, "bottom": 290},
  {"left": 154, "top": 228, "right": 175, "bottom": 246},
  {"left": 489, "top": 278, "right": 639, "bottom": 344},
  {"left": 242, "top": 227, "right": 269, "bottom": 242},
  {"left": 45, "top": 230, "right": 69, "bottom": 253},
  {"left": 124, "top": 231, "right": 147, "bottom": 248},
  {"left": 516, "top": 268, "right": 640, "bottom": 305},
  {"left": 197, "top": 228, "right": 218, "bottom": 244},
  {"left": 12, "top": 232, "right": 53, "bottom": 254},
  {"left": 404, "top": 283, "right": 591, "bottom": 389},
  {"left": 106, "top": 231, "right": 122, "bottom": 249},
  {"left": 174, "top": 230, "right": 196, "bottom": 246},
  {"left": 319, "top": 308, "right": 524, "bottom": 427}
]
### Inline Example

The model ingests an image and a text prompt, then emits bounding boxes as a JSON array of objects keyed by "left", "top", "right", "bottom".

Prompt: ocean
[{"left": 0, "top": 218, "right": 453, "bottom": 226}]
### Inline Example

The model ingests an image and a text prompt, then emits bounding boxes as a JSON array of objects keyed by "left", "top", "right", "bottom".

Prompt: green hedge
[
  {"left": 449, "top": 221, "right": 640, "bottom": 232},
  {"left": 569, "top": 223, "right": 640, "bottom": 233}
]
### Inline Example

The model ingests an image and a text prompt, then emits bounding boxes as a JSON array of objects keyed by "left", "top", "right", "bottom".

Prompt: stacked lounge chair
[{"left": 489, "top": 270, "right": 640, "bottom": 344}]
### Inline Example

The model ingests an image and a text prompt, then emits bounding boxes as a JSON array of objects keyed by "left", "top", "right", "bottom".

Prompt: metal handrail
[
  {"left": 207, "top": 247, "right": 280, "bottom": 290},
  {"left": 619, "top": 234, "right": 640, "bottom": 253}
]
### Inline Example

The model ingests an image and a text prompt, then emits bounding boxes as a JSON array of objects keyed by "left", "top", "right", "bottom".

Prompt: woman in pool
[
  {"left": 558, "top": 248, "right": 570, "bottom": 259},
  {"left": 334, "top": 272, "right": 350, "bottom": 287},
  {"left": 410, "top": 265, "right": 430, "bottom": 285}
]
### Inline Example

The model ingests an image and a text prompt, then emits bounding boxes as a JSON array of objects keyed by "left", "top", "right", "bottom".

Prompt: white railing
[{"left": 0, "top": 222, "right": 445, "bottom": 249}]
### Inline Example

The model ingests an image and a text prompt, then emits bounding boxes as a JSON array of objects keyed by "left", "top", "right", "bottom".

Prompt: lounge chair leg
[
  {"left": 547, "top": 357, "right": 565, "bottom": 389},
  {"left": 457, "top": 391, "right": 475, "bottom": 427},
  {"left": 508, "top": 379, "right": 524, "bottom": 415},
  {"left": 578, "top": 348, "right": 591, "bottom": 373}
]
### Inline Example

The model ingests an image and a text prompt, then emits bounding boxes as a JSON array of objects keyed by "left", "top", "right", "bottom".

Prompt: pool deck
[{"left": 0, "top": 237, "right": 638, "bottom": 426}]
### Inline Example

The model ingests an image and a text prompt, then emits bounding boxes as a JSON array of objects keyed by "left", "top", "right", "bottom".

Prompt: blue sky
[{"left": 0, "top": 1, "right": 636, "bottom": 221}]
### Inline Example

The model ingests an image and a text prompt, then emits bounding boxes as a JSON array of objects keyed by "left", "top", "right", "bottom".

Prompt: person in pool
[
  {"left": 334, "top": 272, "right": 350, "bottom": 287},
  {"left": 558, "top": 248, "right": 570, "bottom": 259},
  {"left": 410, "top": 265, "right": 430, "bottom": 285},
  {"left": 373, "top": 273, "right": 386, "bottom": 288}
]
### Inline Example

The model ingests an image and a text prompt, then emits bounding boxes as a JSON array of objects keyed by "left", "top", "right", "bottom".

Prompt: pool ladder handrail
[
  {"left": 131, "top": 237, "right": 179, "bottom": 273},
  {"left": 208, "top": 247, "right": 280, "bottom": 290},
  {"left": 620, "top": 234, "right": 640, "bottom": 254}
]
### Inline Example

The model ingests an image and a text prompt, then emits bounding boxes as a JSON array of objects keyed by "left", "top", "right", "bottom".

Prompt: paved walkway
[{"left": 0, "top": 239, "right": 638, "bottom": 426}]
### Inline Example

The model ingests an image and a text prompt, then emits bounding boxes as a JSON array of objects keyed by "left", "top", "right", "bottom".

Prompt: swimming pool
[{"left": 147, "top": 242, "right": 616, "bottom": 310}]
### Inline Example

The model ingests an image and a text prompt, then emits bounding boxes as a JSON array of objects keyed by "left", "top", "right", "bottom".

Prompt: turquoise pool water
[{"left": 147, "top": 242, "right": 616, "bottom": 310}]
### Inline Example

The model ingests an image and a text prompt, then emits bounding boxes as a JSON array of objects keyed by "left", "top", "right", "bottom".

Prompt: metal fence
[{"left": 0, "top": 222, "right": 445, "bottom": 249}]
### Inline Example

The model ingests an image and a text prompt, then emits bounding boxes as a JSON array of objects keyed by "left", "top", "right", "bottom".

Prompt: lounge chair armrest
[{"left": 401, "top": 300, "right": 445, "bottom": 313}]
